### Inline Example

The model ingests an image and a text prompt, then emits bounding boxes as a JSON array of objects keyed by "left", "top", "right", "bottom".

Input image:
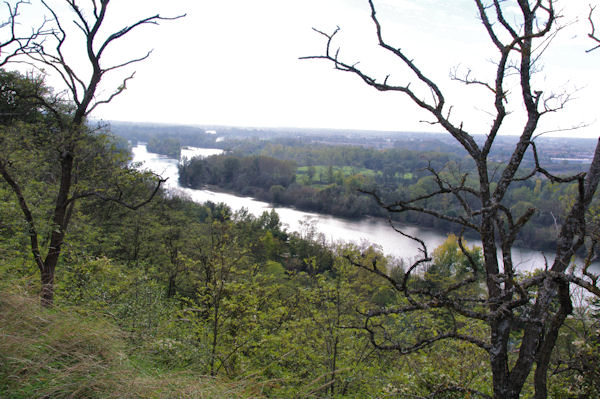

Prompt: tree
[
  {"left": 0, "top": 0, "right": 49, "bottom": 67},
  {"left": 588, "top": 5, "right": 600, "bottom": 53},
  {"left": 0, "top": 0, "right": 182, "bottom": 305},
  {"left": 307, "top": 164, "right": 316, "bottom": 182},
  {"left": 180, "top": 219, "right": 251, "bottom": 376},
  {"left": 424, "top": 234, "right": 483, "bottom": 290},
  {"left": 307, "top": 1, "right": 600, "bottom": 398}
]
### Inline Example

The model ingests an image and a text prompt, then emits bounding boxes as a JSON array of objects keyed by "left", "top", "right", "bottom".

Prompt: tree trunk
[
  {"left": 533, "top": 281, "right": 573, "bottom": 398},
  {"left": 40, "top": 265, "right": 55, "bottom": 307},
  {"left": 167, "top": 274, "right": 176, "bottom": 298},
  {"left": 490, "top": 317, "right": 513, "bottom": 399},
  {"left": 210, "top": 296, "right": 220, "bottom": 376},
  {"left": 39, "top": 152, "right": 74, "bottom": 306},
  {"left": 40, "top": 238, "right": 62, "bottom": 307}
]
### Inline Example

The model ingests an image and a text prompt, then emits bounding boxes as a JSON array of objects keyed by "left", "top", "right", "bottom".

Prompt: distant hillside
[{"left": 107, "top": 120, "right": 596, "bottom": 175}]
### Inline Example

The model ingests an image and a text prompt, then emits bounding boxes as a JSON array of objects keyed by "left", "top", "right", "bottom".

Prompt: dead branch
[
  {"left": 587, "top": 5, "right": 600, "bottom": 53},
  {"left": 360, "top": 188, "right": 480, "bottom": 231},
  {"left": 0, "top": 1, "right": 51, "bottom": 66},
  {"left": 68, "top": 175, "right": 167, "bottom": 210},
  {"left": 304, "top": 1, "right": 600, "bottom": 397},
  {"left": 363, "top": 309, "right": 491, "bottom": 353},
  {"left": 0, "top": 160, "right": 44, "bottom": 271},
  {"left": 26, "top": 0, "right": 185, "bottom": 122}
]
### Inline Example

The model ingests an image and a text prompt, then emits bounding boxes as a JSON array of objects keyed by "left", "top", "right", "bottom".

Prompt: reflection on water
[{"left": 131, "top": 144, "right": 599, "bottom": 274}]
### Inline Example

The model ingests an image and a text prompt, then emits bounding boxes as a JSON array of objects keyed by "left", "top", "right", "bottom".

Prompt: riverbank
[
  {"left": 133, "top": 144, "right": 599, "bottom": 273},
  {"left": 177, "top": 149, "right": 566, "bottom": 253}
]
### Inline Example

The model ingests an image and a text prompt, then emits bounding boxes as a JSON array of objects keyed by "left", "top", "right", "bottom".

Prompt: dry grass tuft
[{"left": 0, "top": 291, "right": 264, "bottom": 398}]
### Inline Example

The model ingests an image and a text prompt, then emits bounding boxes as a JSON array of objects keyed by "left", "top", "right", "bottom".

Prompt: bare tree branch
[
  {"left": 0, "top": 160, "right": 44, "bottom": 271},
  {"left": 360, "top": 188, "right": 480, "bottom": 231},
  {"left": 0, "top": 0, "right": 184, "bottom": 306},
  {"left": 306, "top": 1, "right": 599, "bottom": 397},
  {"left": 68, "top": 175, "right": 167, "bottom": 210},
  {"left": 30, "top": 0, "right": 185, "bottom": 122},
  {"left": 0, "top": 0, "right": 51, "bottom": 66},
  {"left": 587, "top": 5, "right": 600, "bottom": 53}
]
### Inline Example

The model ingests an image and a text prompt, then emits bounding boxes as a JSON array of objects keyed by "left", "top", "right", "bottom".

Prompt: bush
[{"left": 0, "top": 289, "right": 266, "bottom": 398}]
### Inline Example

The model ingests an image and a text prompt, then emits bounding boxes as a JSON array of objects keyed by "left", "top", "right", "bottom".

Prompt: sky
[{"left": 8, "top": 0, "right": 600, "bottom": 137}]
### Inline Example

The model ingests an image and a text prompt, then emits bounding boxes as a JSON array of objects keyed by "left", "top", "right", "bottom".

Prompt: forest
[
  {"left": 1, "top": 74, "right": 599, "bottom": 398},
  {"left": 2, "top": 1, "right": 600, "bottom": 399},
  {"left": 176, "top": 141, "right": 584, "bottom": 251},
  {"left": 3, "top": 121, "right": 598, "bottom": 396}
]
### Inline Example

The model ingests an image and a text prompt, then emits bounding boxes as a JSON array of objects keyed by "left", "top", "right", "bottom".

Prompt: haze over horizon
[{"left": 15, "top": 0, "right": 600, "bottom": 138}]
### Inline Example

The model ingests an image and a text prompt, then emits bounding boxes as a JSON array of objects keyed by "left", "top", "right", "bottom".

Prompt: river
[{"left": 131, "top": 144, "right": 599, "bottom": 273}]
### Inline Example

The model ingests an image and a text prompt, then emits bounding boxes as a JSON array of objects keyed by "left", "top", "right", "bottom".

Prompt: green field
[
  {"left": 296, "top": 165, "right": 412, "bottom": 185},
  {"left": 297, "top": 165, "right": 378, "bottom": 179}
]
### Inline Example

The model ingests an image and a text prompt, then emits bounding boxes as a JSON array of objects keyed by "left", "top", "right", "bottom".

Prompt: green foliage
[
  {"left": 2, "top": 182, "right": 596, "bottom": 396},
  {"left": 179, "top": 154, "right": 297, "bottom": 194},
  {"left": 428, "top": 234, "right": 483, "bottom": 279},
  {"left": 0, "top": 289, "right": 267, "bottom": 398},
  {"left": 176, "top": 139, "right": 584, "bottom": 250},
  {"left": 0, "top": 68, "right": 166, "bottom": 306},
  {"left": 2, "top": 103, "right": 596, "bottom": 396},
  {"left": 546, "top": 301, "right": 600, "bottom": 398},
  {"left": 384, "top": 340, "right": 491, "bottom": 398},
  {"left": 147, "top": 137, "right": 181, "bottom": 158},
  {"left": 0, "top": 70, "right": 48, "bottom": 126}
]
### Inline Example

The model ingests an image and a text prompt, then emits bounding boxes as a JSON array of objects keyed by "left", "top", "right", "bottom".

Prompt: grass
[
  {"left": 296, "top": 165, "right": 413, "bottom": 184},
  {"left": 0, "top": 287, "right": 266, "bottom": 398},
  {"left": 297, "top": 165, "right": 379, "bottom": 178},
  {"left": 296, "top": 165, "right": 382, "bottom": 188}
]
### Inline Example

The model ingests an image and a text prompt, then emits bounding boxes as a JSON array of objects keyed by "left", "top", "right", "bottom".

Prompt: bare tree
[
  {"left": 0, "top": 0, "right": 183, "bottom": 306},
  {"left": 306, "top": 1, "right": 600, "bottom": 398},
  {"left": 0, "top": 0, "right": 50, "bottom": 66},
  {"left": 589, "top": 5, "right": 600, "bottom": 52}
]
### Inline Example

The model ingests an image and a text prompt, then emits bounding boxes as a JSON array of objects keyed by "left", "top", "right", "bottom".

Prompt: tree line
[
  {"left": 2, "top": 1, "right": 600, "bottom": 398},
  {"left": 4, "top": 160, "right": 598, "bottom": 396},
  {"left": 178, "top": 147, "right": 589, "bottom": 251}
]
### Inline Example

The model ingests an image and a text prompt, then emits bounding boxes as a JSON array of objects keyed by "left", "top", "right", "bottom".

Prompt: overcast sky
[{"left": 13, "top": 0, "right": 600, "bottom": 137}]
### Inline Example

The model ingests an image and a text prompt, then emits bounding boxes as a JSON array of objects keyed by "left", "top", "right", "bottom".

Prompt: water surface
[{"left": 132, "top": 144, "right": 599, "bottom": 274}]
